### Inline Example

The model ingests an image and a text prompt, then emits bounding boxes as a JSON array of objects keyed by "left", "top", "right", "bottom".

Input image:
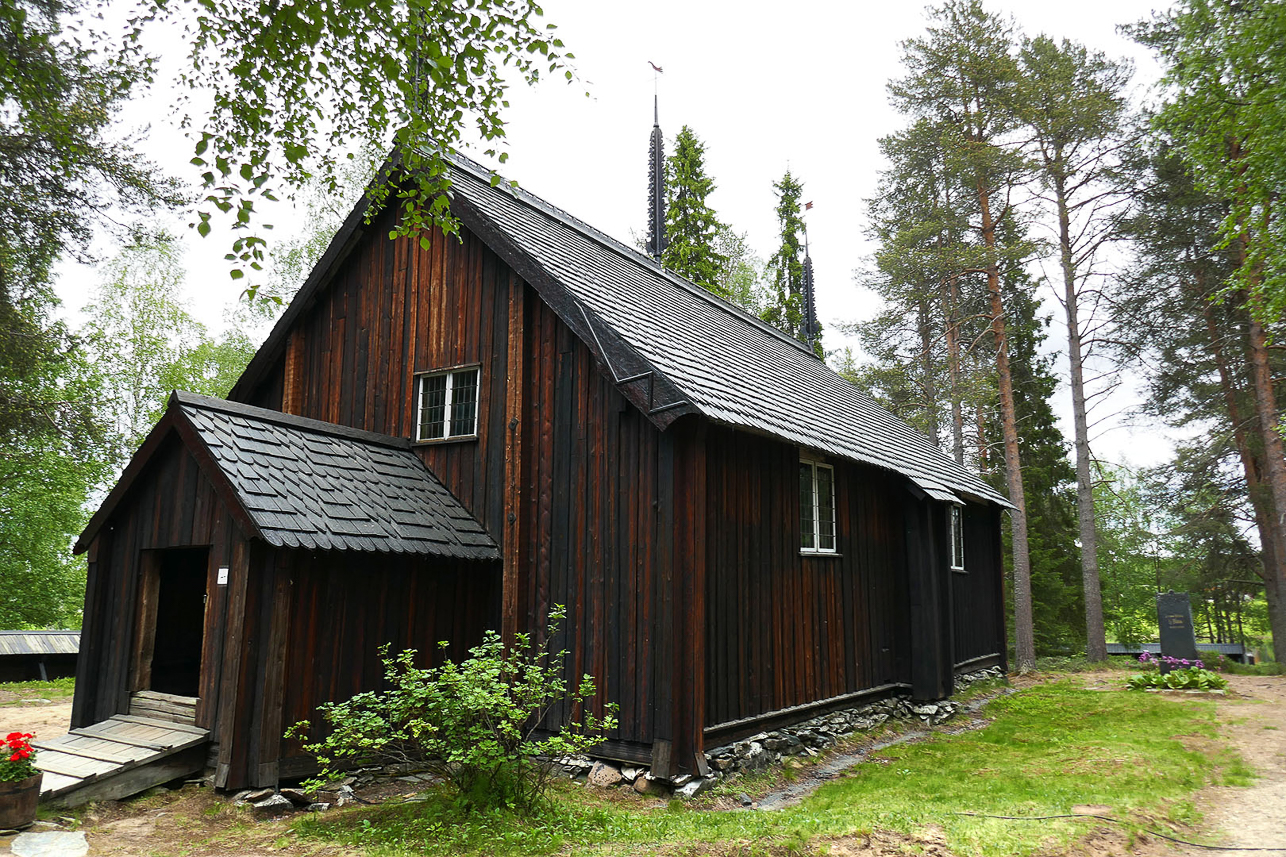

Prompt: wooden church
[{"left": 68, "top": 141, "right": 1010, "bottom": 793}]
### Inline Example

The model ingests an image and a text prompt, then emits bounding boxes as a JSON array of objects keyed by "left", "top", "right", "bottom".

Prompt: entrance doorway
[{"left": 134, "top": 547, "right": 208, "bottom": 698}]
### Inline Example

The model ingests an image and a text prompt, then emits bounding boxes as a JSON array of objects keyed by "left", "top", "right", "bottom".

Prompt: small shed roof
[
  {"left": 0, "top": 631, "right": 80, "bottom": 657},
  {"left": 78, "top": 393, "right": 500, "bottom": 560}
]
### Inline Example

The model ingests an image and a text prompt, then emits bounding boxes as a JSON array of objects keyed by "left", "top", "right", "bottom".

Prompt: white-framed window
[
  {"left": 799, "top": 457, "right": 837, "bottom": 554},
  {"left": 949, "top": 504, "right": 965, "bottom": 571},
  {"left": 415, "top": 365, "right": 480, "bottom": 442}
]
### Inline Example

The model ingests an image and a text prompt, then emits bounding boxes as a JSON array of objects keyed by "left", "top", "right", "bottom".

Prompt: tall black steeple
[
  {"left": 802, "top": 225, "right": 820, "bottom": 351},
  {"left": 645, "top": 72, "right": 667, "bottom": 262}
]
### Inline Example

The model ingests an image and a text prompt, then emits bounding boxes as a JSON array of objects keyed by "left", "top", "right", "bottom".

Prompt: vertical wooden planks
[{"left": 501, "top": 275, "right": 525, "bottom": 645}]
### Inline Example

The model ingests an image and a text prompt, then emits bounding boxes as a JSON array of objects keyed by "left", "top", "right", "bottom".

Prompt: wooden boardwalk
[{"left": 34, "top": 692, "right": 208, "bottom": 807}]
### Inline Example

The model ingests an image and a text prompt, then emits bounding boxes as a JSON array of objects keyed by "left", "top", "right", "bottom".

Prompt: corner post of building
[
  {"left": 71, "top": 531, "right": 110, "bottom": 729},
  {"left": 992, "top": 505, "right": 1009, "bottom": 673},
  {"left": 904, "top": 488, "right": 948, "bottom": 700}
]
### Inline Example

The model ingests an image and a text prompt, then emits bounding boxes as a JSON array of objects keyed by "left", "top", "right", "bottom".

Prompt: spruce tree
[
  {"left": 663, "top": 126, "right": 728, "bottom": 297},
  {"left": 998, "top": 245, "right": 1084, "bottom": 655},
  {"left": 762, "top": 170, "right": 807, "bottom": 340}
]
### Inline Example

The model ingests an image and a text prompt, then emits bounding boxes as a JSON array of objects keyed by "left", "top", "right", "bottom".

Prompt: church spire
[{"left": 646, "top": 63, "right": 667, "bottom": 262}]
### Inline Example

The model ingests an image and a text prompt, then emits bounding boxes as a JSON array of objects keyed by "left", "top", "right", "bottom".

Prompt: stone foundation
[{"left": 570, "top": 665, "right": 1006, "bottom": 796}]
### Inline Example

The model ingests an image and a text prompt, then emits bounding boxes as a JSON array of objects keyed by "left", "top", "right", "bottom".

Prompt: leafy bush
[
  {"left": 1126, "top": 667, "right": 1228, "bottom": 691},
  {"left": 288, "top": 606, "right": 617, "bottom": 812}
]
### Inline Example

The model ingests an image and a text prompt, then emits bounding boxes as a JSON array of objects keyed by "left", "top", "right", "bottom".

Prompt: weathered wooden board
[
  {"left": 47, "top": 746, "right": 207, "bottom": 809},
  {"left": 38, "top": 714, "right": 209, "bottom": 806}
]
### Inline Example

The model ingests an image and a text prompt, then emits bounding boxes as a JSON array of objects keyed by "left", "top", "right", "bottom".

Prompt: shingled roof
[
  {"left": 443, "top": 156, "right": 1009, "bottom": 507},
  {"left": 77, "top": 392, "right": 499, "bottom": 560},
  {"left": 229, "top": 151, "right": 1008, "bottom": 508}
]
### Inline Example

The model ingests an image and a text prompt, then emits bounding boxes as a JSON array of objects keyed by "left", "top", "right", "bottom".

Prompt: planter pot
[{"left": 0, "top": 772, "right": 43, "bottom": 831}]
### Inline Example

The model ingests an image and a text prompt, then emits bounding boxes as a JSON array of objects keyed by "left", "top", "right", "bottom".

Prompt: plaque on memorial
[{"left": 1156, "top": 591, "right": 1200, "bottom": 668}]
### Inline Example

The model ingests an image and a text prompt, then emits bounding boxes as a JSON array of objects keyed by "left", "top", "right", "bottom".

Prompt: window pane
[
  {"left": 418, "top": 374, "right": 447, "bottom": 440},
  {"left": 799, "top": 462, "right": 815, "bottom": 550},
  {"left": 952, "top": 506, "right": 965, "bottom": 569},
  {"left": 449, "top": 370, "right": 479, "bottom": 436},
  {"left": 817, "top": 465, "right": 835, "bottom": 551}
]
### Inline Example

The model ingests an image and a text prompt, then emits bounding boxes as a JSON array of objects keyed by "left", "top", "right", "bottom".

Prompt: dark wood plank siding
[
  {"left": 242, "top": 214, "right": 512, "bottom": 541},
  {"left": 515, "top": 296, "right": 668, "bottom": 747},
  {"left": 72, "top": 435, "right": 244, "bottom": 741},
  {"left": 236, "top": 223, "right": 674, "bottom": 751},
  {"left": 703, "top": 426, "right": 911, "bottom": 730},
  {"left": 951, "top": 503, "right": 1007, "bottom": 668},
  {"left": 275, "top": 552, "right": 500, "bottom": 779}
]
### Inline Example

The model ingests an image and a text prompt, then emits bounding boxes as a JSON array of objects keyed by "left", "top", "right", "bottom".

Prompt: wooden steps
[
  {"left": 129, "top": 690, "right": 198, "bottom": 725},
  {"left": 35, "top": 699, "right": 208, "bottom": 807}
]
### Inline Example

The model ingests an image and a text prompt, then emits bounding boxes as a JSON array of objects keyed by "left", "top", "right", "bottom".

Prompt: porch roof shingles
[{"left": 178, "top": 393, "right": 499, "bottom": 560}]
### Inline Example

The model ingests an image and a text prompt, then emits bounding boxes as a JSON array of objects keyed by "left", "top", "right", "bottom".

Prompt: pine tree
[
  {"left": 889, "top": 0, "right": 1040, "bottom": 670},
  {"left": 663, "top": 126, "right": 728, "bottom": 297},
  {"left": 1017, "top": 34, "right": 1135, "bottom": 663},
  {"left": 762, "top": 170, "right": 807, "bottom": 340}
]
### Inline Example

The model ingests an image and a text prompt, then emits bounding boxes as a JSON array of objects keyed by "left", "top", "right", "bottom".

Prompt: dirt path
[
  {"left": 0, "top": 697, "right": 71, "bottom": 743},
  {"left": 1076, "top": 671, "right": 1286, "bottom": 855},
  {"left": 1170, "top": 673, "right": 1286, "bottom": 853}
]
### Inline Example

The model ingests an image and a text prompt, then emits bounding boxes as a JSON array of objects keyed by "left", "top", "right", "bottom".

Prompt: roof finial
[{"left": 646, "top": 61, "right": 667, "bottom": 263}]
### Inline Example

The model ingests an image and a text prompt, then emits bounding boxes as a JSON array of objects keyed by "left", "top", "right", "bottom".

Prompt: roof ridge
[
  {"left": 446, "top": 153, "right": 818, "bottom": 357},
  {"left": 171, "top": 391, "right": 413, "bottom": 450}
]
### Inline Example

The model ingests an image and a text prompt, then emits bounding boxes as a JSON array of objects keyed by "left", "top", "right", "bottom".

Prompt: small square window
[
  {"left": 800, "top": 457, "right": 837, "bottom": 554},
  {"left": 415, "top": 366, "right": 480, "bottom": 442},
  {"left": 949, "top": 504, "right": 965, "bottom": 571}
]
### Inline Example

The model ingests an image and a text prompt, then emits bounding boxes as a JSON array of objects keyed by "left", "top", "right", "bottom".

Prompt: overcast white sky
[{"left": 55, "top": 0, "right": 1175, "bottom": 466}]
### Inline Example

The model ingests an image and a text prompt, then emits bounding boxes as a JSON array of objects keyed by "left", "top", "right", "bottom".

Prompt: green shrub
[
  {"left": 1126, "top": 667, "right": 1228, "bottom": 691},
  {"left": 288, "top": 605, "right": 617, "bottom": 812}
]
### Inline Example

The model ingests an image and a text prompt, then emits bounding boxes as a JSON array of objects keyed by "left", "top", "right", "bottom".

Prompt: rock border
[{"left": 563, "top": 666, "right": 1005, "bottom": 798}]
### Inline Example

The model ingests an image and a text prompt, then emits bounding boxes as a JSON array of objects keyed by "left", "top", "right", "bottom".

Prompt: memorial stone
[{"left": 1156, "top": 591, "right": 1200, "bottom": 667}]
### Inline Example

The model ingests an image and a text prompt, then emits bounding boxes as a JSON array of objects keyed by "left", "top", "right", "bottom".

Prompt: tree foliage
[
  {"left": 662, "top": 126, "right": 727, "bottom": 296},
  {"left": 141, "top": 0, "right": 570, "bottom": 287},
  {"left": 1132, "top": 0, "right": 1286, "bottom": 324},
  {"left": 1, "top": 0, "right": 173, "bottom": 628},
  {"left": 82, "top": 235, "right": 256, "bottom": 470},
  {"left": 288, "top": 606, "right": 617, "bottom": 813},
  {"left": 713, "top": 225, "right": 768, "bottom": 315},
  {"left": 762, "top": 170, "right": 807, "bottom": 340},
  {"left": 0, "top": 286, "right": 108, "bottom": 629}
]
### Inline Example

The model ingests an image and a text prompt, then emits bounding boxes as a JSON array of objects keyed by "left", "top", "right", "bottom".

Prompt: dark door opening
[{"left": 149, "top": 547, "right": 208, "bottom": 697}]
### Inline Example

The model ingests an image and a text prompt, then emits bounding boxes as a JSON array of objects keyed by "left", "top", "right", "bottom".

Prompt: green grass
[
  {"left": 0, "top": 677, "right": 75, "bottom": 703},
  {"left": 293, "top": 680, "right": 1244, "bottom": 857}
]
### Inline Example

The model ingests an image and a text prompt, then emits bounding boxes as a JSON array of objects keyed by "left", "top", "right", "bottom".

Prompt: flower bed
[{"left": 1127, "top": 653, "right": 1228, "bottom": 691}]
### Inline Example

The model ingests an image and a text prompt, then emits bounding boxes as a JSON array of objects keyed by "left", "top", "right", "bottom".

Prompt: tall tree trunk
[
  {"left": 1051, "top": 176, "right": 1106, "bottom": 663},
  {"left": 918, "top": 295, "right": 941, "bottom": 445},
  {"left": 1200, "top": 297, "right": 1286, "bottom": 662},
  {"left": 977, "top": 181, "right": 1035, "bottom": 672},
  {"left": 943, "top": 274, "right": 965, "bottom": 465},
  {"left": 1245, "top": 305, "right": 1286, "bottom": 665}
]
